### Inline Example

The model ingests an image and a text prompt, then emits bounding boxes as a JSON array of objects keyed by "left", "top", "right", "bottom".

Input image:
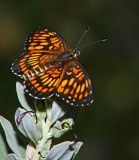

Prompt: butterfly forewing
[
  {"left": 24, "top": 27, "right": 69, "bottom": 52},
  {"left": 56, "top": 59, "right": 93, "bottom": 106},
  {"left": 11, "top": 27, "right": 69, "bottom": 78}
]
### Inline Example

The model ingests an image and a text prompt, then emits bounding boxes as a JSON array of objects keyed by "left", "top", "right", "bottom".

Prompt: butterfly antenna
[
  {"left": 75, "top": 26, "right": 90, "bottom": 49},
  {"left": 77, "top": 37, "right": 108, "bottom": 50}
]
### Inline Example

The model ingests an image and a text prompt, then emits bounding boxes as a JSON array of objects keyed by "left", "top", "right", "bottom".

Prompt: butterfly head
[{"left": 72, "top": 49, "right": 80, "bottom": 58}]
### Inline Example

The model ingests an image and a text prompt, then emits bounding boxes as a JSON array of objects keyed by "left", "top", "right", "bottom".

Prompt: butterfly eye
[
  {"left": 72, "top": 49, "right": 80, "bottom": 58},
  {"left": 75, "top": 50, "right": 80, "bottom": 58}
]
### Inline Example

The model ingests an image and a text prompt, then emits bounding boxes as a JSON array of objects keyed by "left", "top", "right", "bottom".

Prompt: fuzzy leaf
[
  {"left": 52, "top": 121, "right": 65, "bottom": 138},
  {"left": 35, "top": 100, "right": 46, "bottom": 140},
  {"left": 18, "top": 144, "right": 26, "bottom": 158},
  {"left": 35, "top": 100, "right": 46, "bottom": 121},
  {"left": 15, "top": 108, "right": 38, "bottom": 144},
  {"left": 51, "top": 101, "right": 65, "bottom": 124},
  {"left": 6, "top": 153, "right": 20, "bottom": 160},
  {"left": 0, "top": 133, "right": 8, "bottom": 159},
  {"left": 61, "top": 118, "right": 74, "bottom": 128},
  {"left": 52, "top": 119, "right": 73, "bottom": 138},
  {"left": 45, "top": 141, "right": 82, "bottom": 160},
  {"left": 45, "top": 100, "right": 52, "bottom": 122},
  {"left": 36, "top": 121, "right": 43, "bottom": 140},
  {"left": 71, "top": 142, "right": 83, "bottom": 160},
  {"left": 16, "top": 82, "right": 32, "bottom": 111},
  {"left": 0, "top": 116, "right": 22, "bottom": 159}
]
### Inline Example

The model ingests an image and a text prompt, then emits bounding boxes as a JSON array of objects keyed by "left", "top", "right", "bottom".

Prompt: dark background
[{"left": 0, "top": 0, "right": 139, "bottom": 159}]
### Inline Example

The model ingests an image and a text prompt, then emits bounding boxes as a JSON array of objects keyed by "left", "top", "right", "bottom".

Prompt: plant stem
[{"left": 32, "top": 118, "right": 52, "bottom": 160}]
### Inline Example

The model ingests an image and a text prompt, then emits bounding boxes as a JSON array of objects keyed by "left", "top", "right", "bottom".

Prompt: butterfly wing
[
  {"left": 24, "top": 64, "right": 64, "bottom": 99},
  {"left": 24, "top": 27, "right": 69, "bottom": 52},
  {"left": 11, "top": 27, "right": 69, "bottom": 78},
  {"left": 56, "top": 58, "right": 93, "bottom": 106}
]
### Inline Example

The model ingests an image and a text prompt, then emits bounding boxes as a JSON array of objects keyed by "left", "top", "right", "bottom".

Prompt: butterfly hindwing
[
  {"left": 56, "top": 59, "right": 93, "bottom": 106},
  {"left": 24, "top": 64, "right": 64, "bottom": 99},
  {"left": 11, "top": 51, "right": 59, "bottom": 79}
]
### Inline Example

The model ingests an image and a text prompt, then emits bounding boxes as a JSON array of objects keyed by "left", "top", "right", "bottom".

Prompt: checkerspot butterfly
[{"left": 11, "top": 27, "right": 93, "bottom": 106}]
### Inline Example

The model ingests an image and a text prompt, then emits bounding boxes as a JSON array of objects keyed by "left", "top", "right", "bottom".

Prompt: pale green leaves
[
  {"left": 0, "top": 82, "right": 83, "bottom": 159},
  {"left": 52, "top": 118, "right": 74, "bottom": 138},
  {"left": 15, "top": 108, "right": 38, "bottom": 144},
  {"left": 0, "top": 133, "right": 8, "bottom": 159},
  {"left": 6, "top": 154, "right": 19, "bottom": 160},
  {"left": 45, "top": 141, "right": 83, "bottom": 160},
  {"left": 16, "top": 82, "right": 32, "bottom": 111},
  {"left": 0, "top": 116, "right": 23, "bottom": 159}
]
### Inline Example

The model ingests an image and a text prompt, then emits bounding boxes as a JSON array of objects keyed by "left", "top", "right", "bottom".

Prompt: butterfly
[{"left": 11, "top": 27, "right": 93, "bottom": 106}]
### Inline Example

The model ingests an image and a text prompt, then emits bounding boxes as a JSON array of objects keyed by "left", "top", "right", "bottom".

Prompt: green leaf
[
  {"left": 51, "top": 101, "right": 65, "bottom": 124},
  {"left": 0, "top": 133, "right": 8, "bottom": 159},
  {"left": 6, "top": 153, "right": 21, "bottom": 160},
  {"left": 61, "top": 118, "right": 74, "bottom": 128},
  {"left": 36, "top": 121, "right": 43, "bottom": 140},
  {"left": 45, "top": 141, "right": 82, "bottom": 160},
  {"left": 71, "top": 142, "right": 83, "bottom": 160},
  {"left": 16, "top": 82, "right": 32, "bottom": 111},
  {"left": 18, "top": 144, "right": 26, "bottom": 158},
  {"left": 0, "top": 116, "right": 22, "bottom": 159},
  {"left": 35, "top": 100, "right": 46, "bottom": 121},
  {"left": 45, "top": 99, "right": 52, "bottom": 122},
  {"left": 52, "top": 119, "right": 73, "bottom": 138},
  {"left": 15, "top": 108, "right": 38, "bottom": 145}
]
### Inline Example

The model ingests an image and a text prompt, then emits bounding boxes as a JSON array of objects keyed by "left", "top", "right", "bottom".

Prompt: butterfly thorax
[{"left": 57, "top": 49, "right": 80, "bottom": 63}]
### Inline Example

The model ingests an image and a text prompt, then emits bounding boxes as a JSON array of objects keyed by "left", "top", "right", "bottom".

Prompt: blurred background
[{"left": 0, "top": 0, "right": 139, "bottom": 159}]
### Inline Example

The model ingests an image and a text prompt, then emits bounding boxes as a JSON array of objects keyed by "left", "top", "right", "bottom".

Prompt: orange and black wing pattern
[
  {"left": 11, "top": 27, "right": 69, "bottom": 78},
  {"left": 11, "top": 27, "right": 94, "bottom": 106},
  {"left": 23, "top": 58, "right": 93, "bottom": 106},
  {"left": 56, "top": 58, "right": 93, "bottom": 106},
  {"left": 24, "top": 64, "right": 64, "bottom": 99},
  {"left": 24, "top": 27, "right": 69, "bottom": 52}
]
